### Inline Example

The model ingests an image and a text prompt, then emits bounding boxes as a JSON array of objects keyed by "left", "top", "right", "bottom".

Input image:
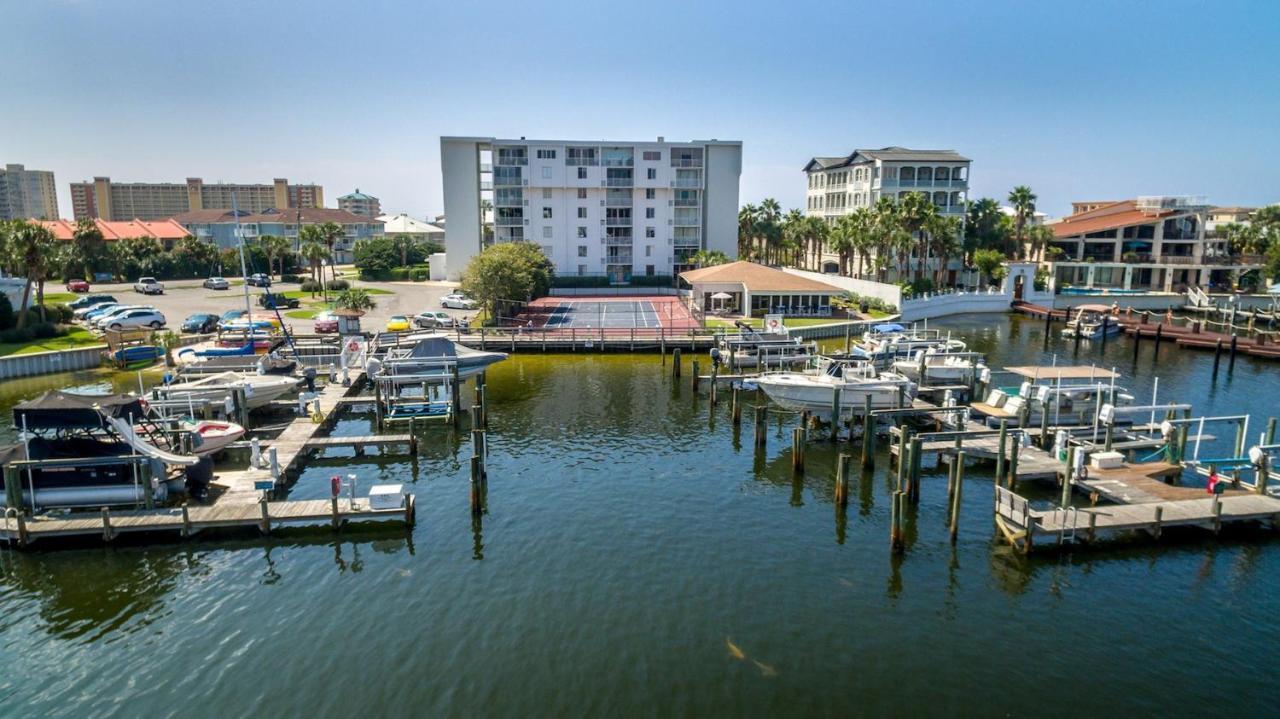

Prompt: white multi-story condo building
[
  {"left": 0, "top": 164, "right": 59, "bottom": 220},
  {"left": 440, "top": 136, "right": 742, "bottom": 282},
  {"left": 802, "top": 147, "right": 970, "bottom": 278},
  {"left": 1045, "top": 196, "right": 1261, "bottom": 293}
]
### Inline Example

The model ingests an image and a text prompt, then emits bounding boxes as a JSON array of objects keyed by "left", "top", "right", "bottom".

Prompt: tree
[
  {"left": 70, "top": 218, "right": 105, "bottom": 279},
  {"left": 259, "top": 234, "right": 293, "bottom": 278},
  {"left": 757, "top": 199, "right": 783, "bottom": 264},
  {"left": 926, "top": 215, "right": 963, "bottom": 287},
  {"left": 460, "top": 242, "right": 555, "bottom": 319},
  {"left": 737, "top": 204, "right": 760, "bottom": 259},
  {"left": 334, "top": 287, "right": 377, "bottom": 312},
  {"left": 1007, "top": 186, "right": 1037, "bottom": 258},
  {"left": 392, "top": 234, "right": 417, "bottom": 267},
  {"left": 973, "top": 248, "right": 1006, "bottom": 288},
  {"left": 965, "top": 198, "right": 1011, "bottom": 257},
  {"left": 354, "top": 236, "right": 427, "bottom": 274},
  {"left": 316, "top": 221, "right": 345, "bottom": 285},
  {"left": 300, "top": 240, "right": 329, "bottom": 296},
  {"left": 1025, "top": 224, "right": 1056, "bottom": 263},
  {"left": 689, "top": 250, "right": 730, "bottom": 268},
  {"left": 5, "top": 221, "right": 58, "bottom": 326}
]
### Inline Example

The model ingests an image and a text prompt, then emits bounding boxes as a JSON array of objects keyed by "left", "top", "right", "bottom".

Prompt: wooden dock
[{"left": 0, "top": 497, "right": 414, "bottom": 547}]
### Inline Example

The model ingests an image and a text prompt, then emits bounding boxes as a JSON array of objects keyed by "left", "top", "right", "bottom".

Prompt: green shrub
[
  {"left": 328, "top": 279, "right": 350, "bottom": 291},
  {"left": 409, "top": 268, "right": 430, "bottom": 282},
  {"left": 281, "top": 274, "right": 303, "bottom": 283},
  {"left": 30, "top": 322, "right": 61, "bottom": 339},
  {"left": 0, "top": 327, "right": 33, "bottom": 343},
  {"left": 300, "top": 279, "right": 323, "bottom": 292},
  {"left": 46, "top": 303, "right": 74, "bottom": 323},
  {"left": 0, "top": 294, "right": 14, "bottom": 331}
]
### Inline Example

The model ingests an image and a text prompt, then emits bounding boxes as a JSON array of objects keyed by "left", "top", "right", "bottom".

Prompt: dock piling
[
  {"left": 692, "top": 358, "right": 700, "bottom": 391},
  {"left": 1062, "top": 447, "right": 1076, "bottom": 507},
  {"left": 754, "top": 406, "right": 767, "bottom": 449},
  {"left": 791, "top": 427, "right": 805, "bottom": 473},
  {"left": 949, "top": 451, "right": 965, "bottom": 544},
  {"left": 101, "top": 506, "right": 113, "bottom": 542},
  {"left": 672, "top": 348, "right": 682, "bottom": 378},
  {"left": 835, "top": 453, "right": 850, "bottom": 507},
  {"left": 1229, "top": 336, "right": 1239, "bottom": 372},
  {"left": 830, "top": 387, "right": 841, "bottom": 442},
  {"left": 731, "top": 385, "right": 741, "bottom": 426},
  {"left": 860, "top": 396, "right": 875, "bottom": 469},
  {"left": 995, "top": 420, "right": 1008, "bottom": 484}
]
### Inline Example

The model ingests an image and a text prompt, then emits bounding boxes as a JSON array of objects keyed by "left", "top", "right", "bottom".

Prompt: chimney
[{"left": 658, "top": 136, "right": 664, "bottom": 142}]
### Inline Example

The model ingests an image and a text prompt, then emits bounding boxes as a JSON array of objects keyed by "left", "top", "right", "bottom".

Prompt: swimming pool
[{"left": 1058, "top": 287, "right": 1151, "bottom": 296}]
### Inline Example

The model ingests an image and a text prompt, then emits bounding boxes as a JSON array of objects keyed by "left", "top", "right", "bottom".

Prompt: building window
[
  {"left": 646, "top": 226, "right": 655, "bottom": 238},
  {"left": 542, "top": 188, "right": 552, "bottom": 199},
  {"left": 543, "top": 207, "right": 552, "bottom": 218},
  {"left": 646, "top": 265, "right": 655, "bottom": 276},
  {"left": 578, "top": 245, "right": 588, "bottom": 257},
  {"left": 542, "top": 244, "right": 553, "bottom": 255},
  {"left": 578, "top": 264, "right": 586, "bottom": 276},
  {"left": 647, "top": 168, "right": 657, "bottom": 180},
  {"left": 542, "top": 167, "right": 553, "bottom": 179},
  {"left": 577, "top": 167, "right": 587, "bottom": 179},
  {"left": 536, "top": 149, "right": 557, "bottom": 159},
  {"left": 645, "top": 207, "right": 655, "bottom": 219},
  {"left": 577, "top": 188, "right": 587, "bottom": 199},
  {"left": 543, "top": 226, "right": 553, "bottom": 239},
  {"left": 577, "top": 226, "right": 587, "bottom": 238},
  {"left": 643, "top": 151, "right": 661, "bottom": 161},
  {"left": 645, "top": 245, "right": 652, "bottom": 256},
  {"left": 645, "top": 188, "right": 655, "bottom": 200},
  {"left": 577, "top": 207, "right": 587, "bottom": 218}
]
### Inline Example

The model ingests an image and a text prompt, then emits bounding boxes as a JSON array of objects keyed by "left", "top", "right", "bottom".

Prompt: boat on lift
[
  {"left": 159, "top": 371, "right": 301, "bottom": 409},
  {"left": 855, "top": 323, "right": 967, "bottom": 362},
  {"left": 1061, "top": 304, "right": 1122, "bottom": 339},
  {"left": 891, "top": 348, "right": 986, "bottom": 383},
  {"left": 712, "top": 321, "right": 816, "bottom": 369},
  {"left": 753, "top": 357, "right": 916, "bottom": 419},
  {"left": 375, "top": 333, "right": 507, "bottom": 380}
]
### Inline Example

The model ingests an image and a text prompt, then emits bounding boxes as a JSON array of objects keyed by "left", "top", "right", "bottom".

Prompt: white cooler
[
  {"left": 368, "top": 484, "right": 406, "bottom": 510},
  {"left": 1089, "top": 451, "right": 1125, "bottom": 470}
]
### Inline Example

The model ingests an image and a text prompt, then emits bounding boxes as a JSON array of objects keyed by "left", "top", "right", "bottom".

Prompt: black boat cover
[
  {"left": 12, "top": 391, "right": 147, "bottom": 430},
  {"left": 406, "top": 337, "right": 458, "bottom": 360}
]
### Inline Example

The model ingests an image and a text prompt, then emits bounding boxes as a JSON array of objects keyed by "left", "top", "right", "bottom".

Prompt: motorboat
[
  {"left": 1061, "top": 304, "right": 1122, "bottom": 339},
  {"left": 713, "top": 323, "right": 816, "bottom": 369},
  {"left": 159, "top": 371, "right": 301, "bottom": 409},
  {"left": 891, "top": 349, "right": 985, "bottom": 383},
  {"left": 753, "top": 357, "right": 916, "bottom": 419},
  {"left": 972, "top": 381, "right": 1134, "bottom": 428},
  {"left": 375, "top": 334, "right": 507, "bottom": 380},
  {"left": 857, "top": 323, "right": 967, "bottom": 361},
  {"left": 179, "top": 419, "right": 246, "bottom": 455}
]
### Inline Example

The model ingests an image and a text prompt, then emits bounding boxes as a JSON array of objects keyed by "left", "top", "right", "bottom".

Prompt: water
[{"left": 1, "top": 315, "right": 1278, "bottom": 716}]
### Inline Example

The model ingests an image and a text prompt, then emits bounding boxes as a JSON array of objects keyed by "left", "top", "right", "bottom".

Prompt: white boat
[
  {"left": 160, "top": 371, "right": 301, "bottom": 409},
  {"left": 973, "top": 382, "right": 1134, "bottom": 428},
  {"left": 181, "top": 419, "right": 246, "bottom": 455},
  {"left": 892, "top": 350, "right": 985, "bottom": 383},
  {"left": 1061, "top": 304, "right": 1122, "bottom": 339},
  {"left": 857, "top": 323, "right": 967, "bottom": 361},
  {"left": 376, "top": 334, "right": 507, "bottom": 380},
  {"left": 714, "top": 330, "right": 815, "bottom": 369},
  {"left": 754, "top": 358, "right": 916, "bottom": 419}
]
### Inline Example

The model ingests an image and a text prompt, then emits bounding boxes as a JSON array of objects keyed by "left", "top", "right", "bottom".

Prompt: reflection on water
[{"left": 1, "top": 316, "right": 1279, "bottom": 715}]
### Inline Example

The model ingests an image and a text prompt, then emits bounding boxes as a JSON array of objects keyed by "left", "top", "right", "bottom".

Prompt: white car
[
  {"left": 440, "top": 293, "right": 477, "bottom": 310},
  {"left": 203, "top": 276, "right": 229, "bottom": 290},
  {"left": 133, "top": 277, "right": 165, "bottom": 294},
  {"left": 100, "top": 308, "right": 166, "bottom": 331},
  {"left": 91, "top": 305, "right": 152, "bottom": 328}
]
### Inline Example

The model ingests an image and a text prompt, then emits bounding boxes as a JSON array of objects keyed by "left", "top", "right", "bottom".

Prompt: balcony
[
  {"left": 674, "top": 198, "right": 700, "bottom": 208},
  {"left": 605, "top": 177, "right": 633, "bottom": 187},
  {"left": 670, "top": 158, "right": 703, "bottom": 168},
  {"left": 604, "top": 236, "right": 633, "bottom": 246},
  {"left": 605, "top": 216, "right": 632, "bottom": 226},
  {"left": 673, "top": 178, "right": 701, "bottom": 188},
  {"left": 605, "top": 196, "right": 633, "bottom": 207}
]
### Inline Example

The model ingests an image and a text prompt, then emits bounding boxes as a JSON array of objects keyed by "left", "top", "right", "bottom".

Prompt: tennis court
[{"left": 517, "top": 295, "right": 699, "bottom": 330}]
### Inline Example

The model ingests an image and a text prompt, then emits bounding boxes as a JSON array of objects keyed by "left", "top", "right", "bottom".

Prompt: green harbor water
[{"left": 1, "top": 313, "right": 1278, "bottom": 716}]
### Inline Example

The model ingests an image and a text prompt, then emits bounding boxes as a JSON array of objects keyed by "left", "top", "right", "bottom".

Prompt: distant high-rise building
[
  {"left": 69, "top": 176, "right": 324, "bottom": 221},
  {"left": 0, "top": 164, "right": 59, "bottom": 220},
  {"left": 338, "top": 189, "right": 381, "bottom": 218}
]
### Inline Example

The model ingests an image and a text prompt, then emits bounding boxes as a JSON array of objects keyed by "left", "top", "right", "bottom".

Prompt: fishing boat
[
  {"left": 112, "top": 345, "right": 163, "bottom": 364},
  {"left": 376, "top": 334, "right": 507, "bottom": 380},
  {"left": 180, "top": 419, "right": 246, "bottom": 455},
  {"left": 1061, "top": 304, "right": 1122, "bottom": 339},
  {"left": 754, "top": 358, "right": 916, "bottom": 418},
  {"left": 856, "top": 324, "right": 967, "bottom": 361},
  {"left": 712, "top": 325, "right": 816, "bottom": 369},
  {"left": 891, "top": 349, "right": 985, "bottom": 383},
  {"left": 159, "top": 371, "right": 301, "bottom": 409}
]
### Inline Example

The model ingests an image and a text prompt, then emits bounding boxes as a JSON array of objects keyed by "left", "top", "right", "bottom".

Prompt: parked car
[
  {"left": 257, "top": 292, "right": 300, "bottom": 309},
  {"left": 440, "top": 293, "right": 477, "bottom": 310},
  {"left": 91, "top": 305, "right": 152, "bottom": 328},
  {"left": 313, "top": 311, "right": 338, "bottom": 334},
  {"left": 203, "top": 276, "right": 230, "bottom": 290},
  {"left": 133, "top": 277, "right": 164, "bottom": 294},
  {"left": 414, "top": 310, "right": 455, "bottom": 329},
  {"left": 69, "top": 294, "right": 117, "bottom": 312},
  {"left": 218, "top": 309, "right": 248, "bottom": 328},
  {"left": 80, "top": 303, "right": 124, "bottom": 321},
  {"left": 65, "top": 279, "right": 90, "bottom": 293},
  {"left": 386, "top": 315, "right": 411, "bottom": 332},
  {"left": 247, "top": 273, "right": 272, "bottom": 287},
  {"left": 181, "top": 313, "right": 220, "bottom": 333},
  {"left": 101, "top": 309, "right": 166, "bottom": 331}
]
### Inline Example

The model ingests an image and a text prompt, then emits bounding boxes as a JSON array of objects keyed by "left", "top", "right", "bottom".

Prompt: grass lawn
[
  {"left": 0, "top": 327, "right": 102, "bottom": 357},
  {"left": 285, "top": 305, "right": 334, "bottom": 320}
]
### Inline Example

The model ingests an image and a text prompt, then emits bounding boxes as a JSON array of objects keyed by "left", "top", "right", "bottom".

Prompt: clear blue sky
[{"left": 3, "top": 0, "right": 1277, "bottom": 220}]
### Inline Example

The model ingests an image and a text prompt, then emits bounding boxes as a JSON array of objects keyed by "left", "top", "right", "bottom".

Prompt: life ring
[
  {"left": 330, "top": 475, "right": 341, "bottom": 497},
  {"left": 347, "top": 340, "right": 360, "bottom": 352}
]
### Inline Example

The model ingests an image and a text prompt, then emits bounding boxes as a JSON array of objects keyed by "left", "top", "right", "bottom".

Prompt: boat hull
[{"left": 755, "top": 375, "right": 912, "bottom": 416}]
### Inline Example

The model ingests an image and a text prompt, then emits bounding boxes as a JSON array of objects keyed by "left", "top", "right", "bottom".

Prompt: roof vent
[{"left": 658, "top": 136, "right": 664, "bottom": 142}]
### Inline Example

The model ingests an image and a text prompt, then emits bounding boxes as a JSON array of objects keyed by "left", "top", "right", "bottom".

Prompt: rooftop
[
  {"left": 170, "top": 207, "right": 380, "bottom": 225},
  {"left": 679, "top": 261, "right": 843, "bottom": 293},
  {"left": 340, "top": 189, "right": 377, "bottom": 201},
  {"left": 1051, "top": 200, "right": 1177, "bottom": 239},
  {"left": 36, "top": 218, "right": 190, "bottom": 241},
  {"left": 805, "top": 146, "right": 970, "bottom": 171}
]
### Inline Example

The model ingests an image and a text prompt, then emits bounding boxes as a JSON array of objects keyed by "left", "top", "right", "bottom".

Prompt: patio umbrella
[{"left": 710, "top": 291, "right": 732, "bottom": 312}]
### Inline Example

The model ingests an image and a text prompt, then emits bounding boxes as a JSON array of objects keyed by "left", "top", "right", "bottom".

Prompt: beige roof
[{"left": 679, "top": 261, "right": 842, "bottom": 293}]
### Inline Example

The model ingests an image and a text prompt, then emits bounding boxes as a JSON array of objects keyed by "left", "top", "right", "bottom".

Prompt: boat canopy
[
  {"left": 12, "top": 391, "right": 147, "bottom": 430},
  {"left": 871, "top": 323, "right": 906, "bottom": 334}
]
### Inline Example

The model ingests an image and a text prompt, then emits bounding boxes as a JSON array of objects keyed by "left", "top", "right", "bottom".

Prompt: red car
[
  {"left": 65, "top": 279, "right": 91, "bottom": 293},
  {"left": 313, "top": 311, "right": 338, "bottom": 334}
]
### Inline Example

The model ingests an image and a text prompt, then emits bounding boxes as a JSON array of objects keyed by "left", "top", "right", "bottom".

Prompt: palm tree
[
  {"left": 689, "top": 250, "right": 730, "bottom": 268},
  {"left": 391, "top": 234, "right": 417, "bottom": 267},
  {"left": 300, "top": 240, "right": 329, "bottom": 296},
  {"left": 1025, "top": 224, "right": 1056, "bottom": 263},
  {"left": 737, "top": 204, "right": 760, "bottom": 259},
  {"left": 926, "top": 215, "right": 963, "bottom": 287},
  {"left": 71, "top": 218, "right": 105, "bottom": 279},
  {"left": 334, "top": 287, "right": 376, "bottom": 312},
  {"left": 1007, "top": 186, "right": 1037, "bottom": 259},
  {"left": 828, "top": 215, "right": 857, "bottom": 276},
  {"left": 757, "top": 199, "right": 783, "bottom": 264},
  {"left": 315, "top": 221, "right": 345, "bottom": 284},
  {"left": 258, "top": 234, "right": 293, "bottom": 278},
  {"left": 7, "top": 221, "right": 56, "bottom": 326},
  {"left": 895, "top": 192, "right": 937, "bottom": 281}
]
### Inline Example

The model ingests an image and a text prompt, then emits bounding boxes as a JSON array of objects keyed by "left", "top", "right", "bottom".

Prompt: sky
[{"left": 3, "top": 0, "right": 1278, "bottom": 220}]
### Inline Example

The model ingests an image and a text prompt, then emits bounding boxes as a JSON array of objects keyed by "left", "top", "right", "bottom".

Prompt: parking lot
[{"left": 66, "top": 272, "right": 477, "bottom": 335}]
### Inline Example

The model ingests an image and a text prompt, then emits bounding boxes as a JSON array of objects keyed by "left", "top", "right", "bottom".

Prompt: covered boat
[
  {"left": 1061, "top": 304, "right": 1122, "bottom": 340},
  {"left": 754, "top": 358, "right": 916, "bottom": 419},
  {"left": 377, "top": 334, "right": 507, "bottom": 380}
]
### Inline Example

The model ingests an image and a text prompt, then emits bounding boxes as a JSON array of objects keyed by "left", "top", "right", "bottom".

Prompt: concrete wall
[
  {"left": 901, "top": 289, "right": 1010, "bottom": 322},
  {"left": 428, "top": 252, "right": 447, "bottom": 281},
  {"left": 780, "top": 268, "right": 902, "bottom": 308},
  {"left": 440, "top": 138, "right": 483, "bottom": 281},
  {"left": 703, "top": 143, "right": 743, "bottom": 258},
  {"left": 0, "top": 345, "right": 105, "bottom": 379}
]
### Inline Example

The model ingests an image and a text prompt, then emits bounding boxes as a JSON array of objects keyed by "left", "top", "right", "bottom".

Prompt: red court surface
[{"left": 515, "top": 295, "right": 700, "bottom": 330}]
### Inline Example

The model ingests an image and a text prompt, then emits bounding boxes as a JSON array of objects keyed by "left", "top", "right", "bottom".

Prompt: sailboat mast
[{"left": 233, "top": 193, "right": 253, "bottom": 326}]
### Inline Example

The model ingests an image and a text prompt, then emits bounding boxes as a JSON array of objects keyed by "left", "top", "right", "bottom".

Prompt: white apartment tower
[
  {"left": 440, "top": 136, "right": 742, "bottom": 282},
  {"left": 0, "top": 164, "right": 59, "bottom": 220}
]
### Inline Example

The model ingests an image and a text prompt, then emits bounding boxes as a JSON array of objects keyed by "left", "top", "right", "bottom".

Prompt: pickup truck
[{"left": 133, "top": 277, "right": 165, "bottom": 295}]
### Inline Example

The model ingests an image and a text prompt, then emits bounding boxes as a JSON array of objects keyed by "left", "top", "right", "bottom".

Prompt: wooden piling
[
  {"left": 835, "top": 453, "right": 850, "bottom": 507},
  {"left": 331, "top": 496, "right": 341, "bottom": 530},
  {"left": 791, "top": 427, "right": 805, "bottom": 473},
  {"left": 731, "top": 385, "right": 741, "bottom": 426},
  {"left": 1132, "top": 322, "right": 1142, "bottom": 362},
  {"left": 995, "top": 420, "right": 1008, "bottom": 483},
  {"left": 1152, "top": 505, "right": 1164, "bottom": 539},
  {"left": 181, "top": 502, "right": 191, "bottom": 538},
  {"left": 1212, "top": 338, "right": 1223, "bottom": 376},
  {"left": 844, "top": 323, "right": 852, "bottom": 356},
  {"left": 1007, "top": 438, "right": 1020, "bottom": 489},
  {"left": 259, "top": 497, "right": 271, "bottom": 535},
  {"left": 449, "top": 364, "right": 461, "bottom": 426},
  {"left": 830, "top": 387, "right": 842, "bottom": 442},
  {"left": 101, "top": 506, "right": 113, "bottom": 542},
  {"left": 949, "top": 451, "right": 965, "bottom": 544},
  {"left": 692, "top": 358, "right": 701, "bottom": 391},
  {"left": 908, "top": 437, "right": 923, "bottom": 504},
  {"left": 889, "top": 490, "right": 904, "bottom": 553},
  {"left": 860, "top": 395, "right": 875, "bottom": 469},
  {"left": 672, "top": 348, "right": 682, "bottom": 378},
  {"left": 754, "top": 405, "right": 767, "bottom": 449},
  {"left": 1062, "top": 447, "right": 1076, "bottom": 507},
  {"left": 1153, "top": 322, "right": 1163, "bottom": 353},
  {"left": 709, "top": 363, "right": 718, "bottom": 407},
  {"left": 1229, "top": 335, "right": 1239, "bottom": 371}
]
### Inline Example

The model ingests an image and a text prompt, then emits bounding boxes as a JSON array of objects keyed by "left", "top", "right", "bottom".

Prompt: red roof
[
  {"left": 36, "top": 218, "right": 190, "bottom": 241},
  {"left": 168, "top": 207, "right": 377, "bottom": 225},
  {"left": 1051, "top": 200, "right": 1173, "bottom": 239}
]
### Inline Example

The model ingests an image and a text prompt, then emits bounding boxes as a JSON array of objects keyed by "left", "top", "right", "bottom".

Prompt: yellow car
[{"left": 385, "top": 315, "right": 411, "bottom": 332}]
